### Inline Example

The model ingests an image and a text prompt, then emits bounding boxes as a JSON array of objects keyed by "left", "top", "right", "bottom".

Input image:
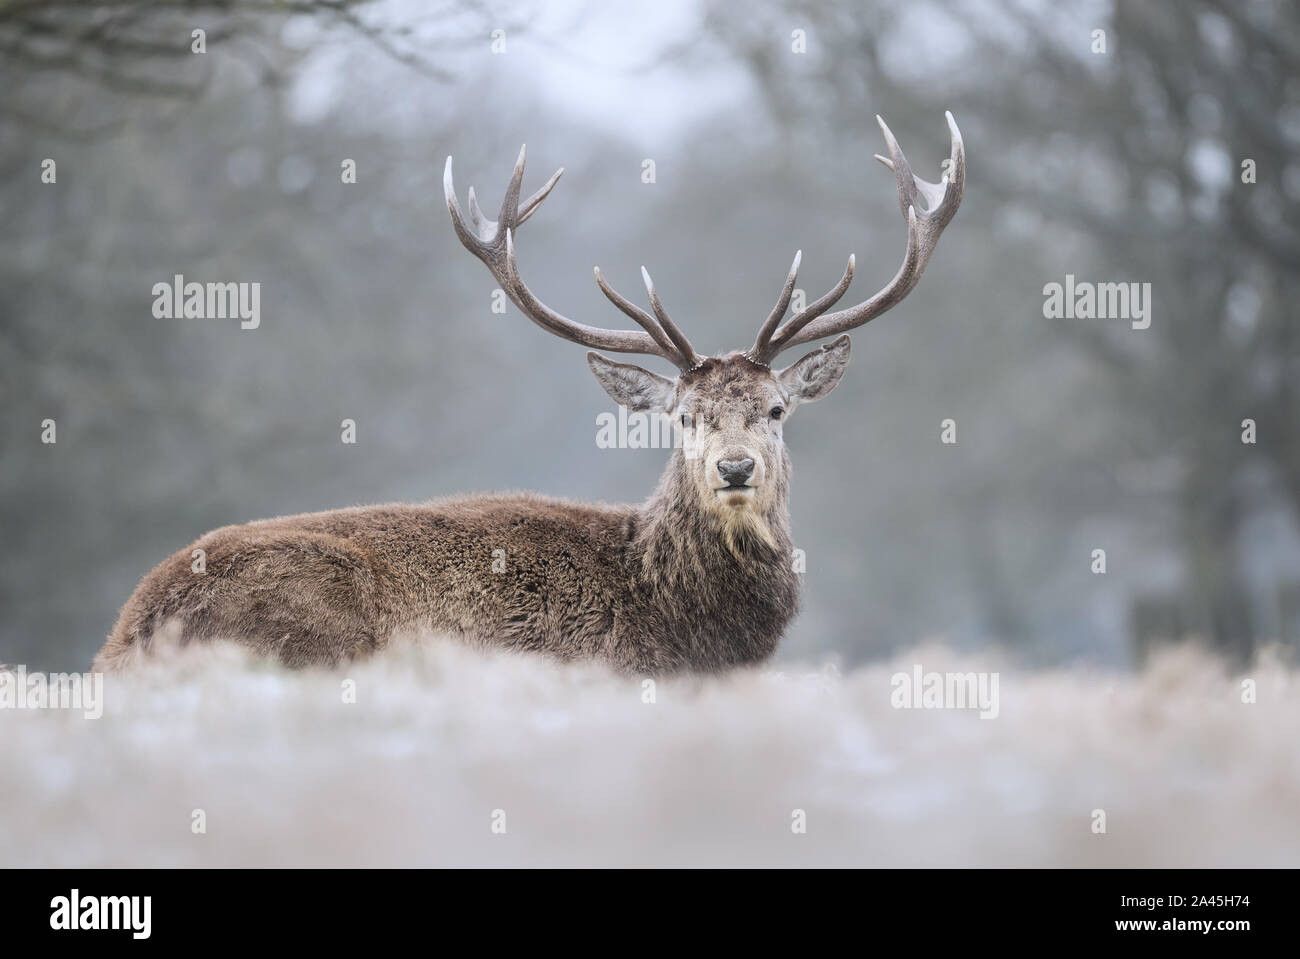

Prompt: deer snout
[{"left": 717, "top": 457, "right": 756, "bottom": 487}]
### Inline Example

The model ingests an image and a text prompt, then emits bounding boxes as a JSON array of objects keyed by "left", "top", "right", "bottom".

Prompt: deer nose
[{"left": 717, "top": 457, "right": 756, "bottom": 487}]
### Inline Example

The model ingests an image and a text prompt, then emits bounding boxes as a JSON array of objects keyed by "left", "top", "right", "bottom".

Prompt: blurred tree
[{"left": 0, "top": 0, "right": 511, "bottom": 141}]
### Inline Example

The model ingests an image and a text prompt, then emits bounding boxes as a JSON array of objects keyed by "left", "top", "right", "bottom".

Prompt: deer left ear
[{"left": 777, "top": 334, "right": 851, "bottom": 406}]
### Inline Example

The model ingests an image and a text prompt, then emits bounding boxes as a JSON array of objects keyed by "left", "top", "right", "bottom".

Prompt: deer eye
[
  {"left": 770, "top": 406, "right": 785, "bottom": 421},
  {"left": 680, "top": 413, "right": 692, "bottom": 428}
]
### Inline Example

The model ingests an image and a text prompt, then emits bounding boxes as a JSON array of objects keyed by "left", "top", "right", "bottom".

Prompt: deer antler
[
  {"left": 445, "top": 146, "right": 700, "bottom": 370},
  {"left": 750, "top": 112, "right": 965, "bottom": 365}
]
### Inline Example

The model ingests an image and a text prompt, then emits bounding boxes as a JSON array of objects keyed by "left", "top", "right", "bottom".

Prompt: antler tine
[
  {"left": 875, "top": 111, "right": 964, "bottom": 241},
  {"left": 518, "top": 166, "right": 563, "bottom": 226},
  {"left": 498, "top": 143, "right": 528, "bottom": 228},
  {"left": 446, "top": 148, "right": 695, "bottom": 369},
  {"left": 765, "top": 254, "right": 856, "bottom": 357},
  {"left": 444, "top": 156, "right": 487, "bottom": 248},
  {"left": 593, "top": 266, "right": 683, "bottom": 361},
  {"left": 748, "top": 250, "right": 801, "bottom": 362},
  {"left": 640, "top": 267, "right": 700, "bottom": 369},
  {"left": 763, "top": 112, "right": 966, "bottom": 359},
  {"left": 466, "top": 186, "right": 486, "bottom": 231}
]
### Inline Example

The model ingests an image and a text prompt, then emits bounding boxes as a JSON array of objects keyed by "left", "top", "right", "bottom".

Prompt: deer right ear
[
  {"left": 777, "top": 334, "right": 851, "bottom": 406},
  {"left": 587, "top": 352, "right": 676, "bottom": 412}
]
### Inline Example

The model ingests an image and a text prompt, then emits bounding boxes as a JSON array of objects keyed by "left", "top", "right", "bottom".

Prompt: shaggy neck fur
[{"left": 628, "top": 450, "right": 801, "bottom": 669}]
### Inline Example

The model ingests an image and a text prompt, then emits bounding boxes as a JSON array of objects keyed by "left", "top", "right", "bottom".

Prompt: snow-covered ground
[{"left": 2, "top": 634, "right": 1297, "bottom": 867}]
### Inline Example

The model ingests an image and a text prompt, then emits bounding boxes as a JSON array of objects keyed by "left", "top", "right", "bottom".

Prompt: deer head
[{"left": 445, "top": 113, "right": 965, "bottom": 551}]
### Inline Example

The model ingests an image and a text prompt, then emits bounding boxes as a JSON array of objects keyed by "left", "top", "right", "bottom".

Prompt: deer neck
[{"left": 631, "top": 451, "right": 795, "bottom": 593}]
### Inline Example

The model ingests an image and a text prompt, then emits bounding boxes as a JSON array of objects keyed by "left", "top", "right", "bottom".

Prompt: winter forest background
[{"left": 3, "top": 0, "right": 1299, "bottom": 672}]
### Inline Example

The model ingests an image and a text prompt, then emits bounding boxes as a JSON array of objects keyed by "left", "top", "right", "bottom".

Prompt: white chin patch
[
  {"left": 716, "top": 487, "right": 755, "bottom": 506},
  {"left": 719, "top": 502, "right": 776, "bottom": 555}
]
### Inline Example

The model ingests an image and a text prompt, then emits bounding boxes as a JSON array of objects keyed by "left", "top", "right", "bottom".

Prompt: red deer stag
[{"left": 96, "top": 113, "right": 965, "bottom": 674}]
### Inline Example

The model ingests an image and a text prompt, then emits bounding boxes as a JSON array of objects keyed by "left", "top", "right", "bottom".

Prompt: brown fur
[{"left": 95, "top": 352, "right": 841, "bottom": 674}]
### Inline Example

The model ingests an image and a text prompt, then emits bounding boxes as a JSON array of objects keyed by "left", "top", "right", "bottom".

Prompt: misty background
[{"left": 3, "top": 0, "right": 1298, "bottom": 672}]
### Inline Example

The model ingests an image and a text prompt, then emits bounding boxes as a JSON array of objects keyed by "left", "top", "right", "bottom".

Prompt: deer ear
[
  {"left": 777, "top": 334, "right": 851, "bottom": 406},
  {"left": 587, "top": 352, "right": 677, "bottom": 412}
]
